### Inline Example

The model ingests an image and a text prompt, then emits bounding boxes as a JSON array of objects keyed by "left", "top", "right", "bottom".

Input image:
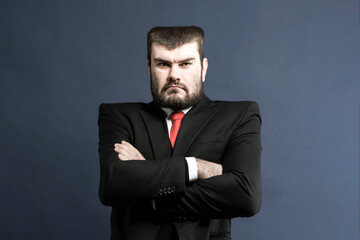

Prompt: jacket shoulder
[{"left": 212, "top": 100, "right": 261, "bottom": 124}]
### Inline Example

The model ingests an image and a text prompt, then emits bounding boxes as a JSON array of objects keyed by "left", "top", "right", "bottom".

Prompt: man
[{"left": 98, "top": 26, "right": 262, "bottom": 240}]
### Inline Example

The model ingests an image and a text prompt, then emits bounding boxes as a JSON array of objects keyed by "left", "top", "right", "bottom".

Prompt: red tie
[{"left": 169, "top": 111, "right": 185, "bottom": 148}]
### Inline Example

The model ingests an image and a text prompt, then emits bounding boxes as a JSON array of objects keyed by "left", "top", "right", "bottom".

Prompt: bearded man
[{"left": 98, "top": 26, "right": 262, "bottom": 240}]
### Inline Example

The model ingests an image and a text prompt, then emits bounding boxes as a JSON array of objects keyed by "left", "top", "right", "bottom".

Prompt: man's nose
[{"left": 168, "top": 65, "right": 180, "bottom": 80}]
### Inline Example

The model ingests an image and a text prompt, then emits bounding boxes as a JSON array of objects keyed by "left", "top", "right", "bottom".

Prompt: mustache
[{"left": 161, "top": 80, "right": 188, "bottom": 93}]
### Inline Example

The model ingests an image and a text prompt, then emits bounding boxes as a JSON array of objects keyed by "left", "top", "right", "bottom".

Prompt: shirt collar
[{"left": 161, "top": 106, "right": 192, "bottom": 118}]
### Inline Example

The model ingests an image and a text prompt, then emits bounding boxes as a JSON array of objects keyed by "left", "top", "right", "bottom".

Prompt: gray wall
[{"left": 1, "top": 0, "right": 359, "bottom": 239}]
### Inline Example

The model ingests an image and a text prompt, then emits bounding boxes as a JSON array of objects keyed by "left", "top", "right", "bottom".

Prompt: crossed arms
[
  {"left": 98, "top": 102, "right": 262, "bottom": 219},
  {"left": 114, "top": 141, "right": 222, "bottom": 179}
]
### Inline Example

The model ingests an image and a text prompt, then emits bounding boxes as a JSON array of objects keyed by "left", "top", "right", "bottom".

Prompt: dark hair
[{"left": 147, "top": 26, "right": 204, "bottom": 64}]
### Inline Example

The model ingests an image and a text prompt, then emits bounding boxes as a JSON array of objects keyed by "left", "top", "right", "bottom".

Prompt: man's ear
[
  {"left": 147, "top": 60, "right": 151, "bottom": 75},
  {"left": 202, "top": 58, "right": 208, "bottom": 82}
]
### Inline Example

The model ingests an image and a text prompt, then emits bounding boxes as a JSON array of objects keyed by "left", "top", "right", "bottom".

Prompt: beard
[{"left": 151, "top": 74, "right": 204, "bottom": 111}]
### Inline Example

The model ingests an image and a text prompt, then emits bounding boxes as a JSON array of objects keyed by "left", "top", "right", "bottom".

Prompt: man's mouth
[
  {"left": 161, "top": 83, "right": 187, "bottom": 94},
  {"left": 168, "top": 85, "right": 183, "bottom": 89},
  {"left": 163, "top": 85, "right": 186, "bottom": 92}
]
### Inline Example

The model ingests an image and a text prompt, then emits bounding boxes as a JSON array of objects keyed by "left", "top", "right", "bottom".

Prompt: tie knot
[{"left": 169, "top": 111, "right": 185, "bottom": 122}]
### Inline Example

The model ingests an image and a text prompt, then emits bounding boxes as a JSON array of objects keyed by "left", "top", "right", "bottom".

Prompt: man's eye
[
  {"left": 157, "top": 63, "right": 170, "bottom": 67},
  {"left": 180, "top": 62, "right": 191, "bottom": 67}
]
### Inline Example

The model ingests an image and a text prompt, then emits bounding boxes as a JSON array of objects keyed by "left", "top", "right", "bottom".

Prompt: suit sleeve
[
  {"left": 155, "top": 102, "right": 262, "bottom": 219},
  {"left": 98, "top": 103, "right": 187, "bottom": 207}
]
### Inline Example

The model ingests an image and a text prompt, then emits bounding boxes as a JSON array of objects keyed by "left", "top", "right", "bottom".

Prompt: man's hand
[
  {"left": 196, "top": 158, "right": 223, "bottom": 179},
  {"left": 114, "top": 141, "right": 146, "bottom": 160}
]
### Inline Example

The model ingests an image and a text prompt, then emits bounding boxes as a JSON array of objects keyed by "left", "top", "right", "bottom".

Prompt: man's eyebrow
[
  {"left": 153, "top": 57, "right": 196, "bottom": 63},
  {"left": 153, "top": 58, "right": 171, "bottom": 63},
  {"left": 178, "top": 58, "right": 196, "bottom": 63}
]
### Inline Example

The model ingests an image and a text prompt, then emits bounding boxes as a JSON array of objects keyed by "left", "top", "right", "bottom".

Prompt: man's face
[{"left": 148, "top": 41, "right": 208, "bottom": 110}]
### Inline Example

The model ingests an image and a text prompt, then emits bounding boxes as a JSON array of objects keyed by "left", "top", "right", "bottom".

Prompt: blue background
[{"left": 1, "top": 0, "right": 359, "bottom": 239}]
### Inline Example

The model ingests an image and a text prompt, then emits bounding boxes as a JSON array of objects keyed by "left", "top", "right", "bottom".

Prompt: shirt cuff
[{"left": 185, "top": 157, "right": 198, "bottom": 182}]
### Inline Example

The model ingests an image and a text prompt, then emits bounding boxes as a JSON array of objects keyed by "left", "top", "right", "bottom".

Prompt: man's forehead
[{"left": 151, "top": 42, "right": 200, "bottom": 61}]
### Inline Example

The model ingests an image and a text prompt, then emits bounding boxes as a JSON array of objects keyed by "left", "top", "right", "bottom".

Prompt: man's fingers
[
  {"left": 114, "top": 144, "right": 132, "bottom": 160},
  {"left": 114, "top": 145, "right": 125, "bottom": 154},
  {"left": 114, "top": 142, "right": 143, "bottom": 160},
  {"left": 114, "top": 141, "right": 146, "bottom": 160},
  {"left": 114, "top": 143, "right": 132, "bottom": 155},
  {"left": 118, "top": 153, "right": 129, "bottom": 161},
  {"left": 121, "top": 141, "right": 142, "bottom": 156},
  {"left": 121, "top": 141, "right": 137, "bottom": 151},
  {"left": 119, "top": 141, "right": 145, "bottom": 160},
  {"left": 118, "top": 141, "right": 133, "bottom": 153}
]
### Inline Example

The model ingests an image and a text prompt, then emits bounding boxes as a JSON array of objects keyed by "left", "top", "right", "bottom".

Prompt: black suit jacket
[{"left": 98, "top": 95, "right": 262, "bottom": 240}]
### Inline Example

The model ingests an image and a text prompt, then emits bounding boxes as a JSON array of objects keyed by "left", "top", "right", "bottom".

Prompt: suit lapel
[
  {"left": 173, "top": 95, "right": 217, "bottom": 156},
  {"left": 140, "top": 95, "right": 217, "bottom": 159},
  {"left": 140, "top": 103, "right": 171, "bottom": 161}
]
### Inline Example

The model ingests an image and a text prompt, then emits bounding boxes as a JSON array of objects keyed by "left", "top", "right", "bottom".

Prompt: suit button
[{"left": 177, "top": 216, "right": 187, "bottom": 221}]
